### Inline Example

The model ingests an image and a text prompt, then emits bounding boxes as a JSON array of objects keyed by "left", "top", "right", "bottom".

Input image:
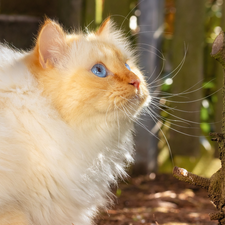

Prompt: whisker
[
  {"left": 149, "top": 101, "right": 201, "bottom": 126},
  {"left": 146, "top": 66, "right": 157, "bottom": 83},
  {"left": 105, "top": 104, "right": 112, "bottom": 129},
  {"left": 150, "top": 98, "right": 201, "bottom": 114},
  {"left": 147, "top": 110, "right": 174, "bottom": 168},
  {"left": 151, "top": 78, "right": 213, "bottom": 100},
  {"left": 146, "top": 105, "right": 204, "bottom": 140},
  {"left": 116, "top": 106, "right": 120, "bottom": 146},
  {"left": 148, "top": 48, "right": 187, "bottom": 89},
  {"left": 137, "top": 45, "right": 165, "bottom": 61},
  {"left": 84, "top": 20, "right": 95, "bottom": 32},
  {"left": 116, "top": 101, "right": 161, "bottom": 141},
  {"left": 158, "top": 88, "right": 221, "bottom": 104},
  {"left": 146, "top": 107, "right": 203, "bottom": 130},
  {"left": 119, "top": 0, "right": 146, "bottom": 30}
]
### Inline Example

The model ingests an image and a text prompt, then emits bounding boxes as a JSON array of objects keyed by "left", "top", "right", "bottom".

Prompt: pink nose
[{"left": 129, "top": 79, "right": 140, "bottom": 90}]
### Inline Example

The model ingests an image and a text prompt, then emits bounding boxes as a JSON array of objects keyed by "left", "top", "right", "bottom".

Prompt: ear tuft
[
  {"left": 36, "top": 19, "right": 67, "bottom": 69},
  {"left": 96, "top": 17, "right": 112, "bottom": 36}
]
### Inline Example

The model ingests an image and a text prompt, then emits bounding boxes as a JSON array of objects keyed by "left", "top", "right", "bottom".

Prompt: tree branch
[{"left": 172, "top": 166, "right": 210, "bottom": 190}]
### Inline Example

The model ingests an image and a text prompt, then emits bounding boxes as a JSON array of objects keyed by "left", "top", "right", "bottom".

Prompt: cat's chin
[
  {"left": 124, "top": 91, "right": 150, "bottom": 110},
  {"left": 111, "top": 96, "right": 149, "bottom": 121}
]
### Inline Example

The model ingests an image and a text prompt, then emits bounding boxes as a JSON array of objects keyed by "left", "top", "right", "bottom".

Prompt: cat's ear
[
  {"left": 96, "top": 17, "right": 113, "bottom": 36},
  {"left": 36, "top": 19, "right": 67, "bottom": 69}
]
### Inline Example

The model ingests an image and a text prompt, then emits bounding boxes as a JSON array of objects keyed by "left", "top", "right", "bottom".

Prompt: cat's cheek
[
  {"left": 92, "top": 99, "right": 114, "bottom": 114},
  {"left": 140, "top": 85, "right": 150, "bottom": 104}
]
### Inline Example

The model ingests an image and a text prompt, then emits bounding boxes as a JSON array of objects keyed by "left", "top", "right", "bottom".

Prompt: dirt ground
[{"left": 95, "top": 174, "right": 218, "bottom": 225}]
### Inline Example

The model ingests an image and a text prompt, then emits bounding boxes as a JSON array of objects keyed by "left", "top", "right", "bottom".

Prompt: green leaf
[
  {"left": 201, "top": 107, "right": 209, "bottom": 120},
  {"left": 202, "top": 81, "right": 215, "bottom": 89},
  {"left": 201, "top": 122, "right": 210, "bottom": 133}
]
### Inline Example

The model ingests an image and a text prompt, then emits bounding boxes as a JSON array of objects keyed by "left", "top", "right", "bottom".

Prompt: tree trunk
[
  {"left": 214, "top": 2, "right": 225, "bottom": 156},
  {"left": 132, "top": 0, "right": 164, "bottom": 175},
  {"left": 169, "top": 0, "right": 205, "bottom": 156}
]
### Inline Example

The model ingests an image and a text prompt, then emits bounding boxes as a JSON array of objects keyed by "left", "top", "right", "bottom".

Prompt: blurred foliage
[
  {"left": 158, "top": 0, "right": 224, "bottom": 176},
  {"left": 162, "top": 0, "right": 222, "bottom": 132}
]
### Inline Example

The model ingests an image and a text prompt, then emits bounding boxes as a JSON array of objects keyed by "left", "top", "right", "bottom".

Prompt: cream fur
[{"left": 0, "top": 19, "right": 149, "bottom": 225}]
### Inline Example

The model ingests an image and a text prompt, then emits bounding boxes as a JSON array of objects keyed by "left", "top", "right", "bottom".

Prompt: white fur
[{"left": 0, "top": 45, "right": 135, "bottom": 225}]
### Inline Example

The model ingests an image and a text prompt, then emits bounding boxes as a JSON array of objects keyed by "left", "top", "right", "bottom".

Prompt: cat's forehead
[
  {"left": 90, "top": 35, "right": 126, "bottom": 58},
  {"left": 69, "top": 34, "right": 127, "bottom": 61},
  {"left": 93, "top": 41, "right": 125, "bottom": 61}
]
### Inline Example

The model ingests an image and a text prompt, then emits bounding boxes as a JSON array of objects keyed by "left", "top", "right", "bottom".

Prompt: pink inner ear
[{"left": 38, "top": 22, "right": 66, "bottom": 68}]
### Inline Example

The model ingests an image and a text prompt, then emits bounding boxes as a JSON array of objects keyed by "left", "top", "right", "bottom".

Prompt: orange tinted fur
[
  {"left": 0, "top": 210, "right": 28, "bottom": 225},
  {"left": 96, "top": 17, "right": 111, "bottom": 35},
  {"left": 24, "top": 19, "right": 149, "bottom": 125}
]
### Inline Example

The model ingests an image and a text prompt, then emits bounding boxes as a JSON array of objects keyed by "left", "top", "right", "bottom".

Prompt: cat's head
[{"left": 27, "top": 19, "right": 150, "bottom": 126}]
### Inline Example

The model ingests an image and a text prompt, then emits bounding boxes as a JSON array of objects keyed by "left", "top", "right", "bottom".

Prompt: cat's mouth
[
  {"left": 131, "top": 86, "right": 150, "bottom": 105},
  {"left": 112, "top": 89, "right": 149, "bottom": 116}
]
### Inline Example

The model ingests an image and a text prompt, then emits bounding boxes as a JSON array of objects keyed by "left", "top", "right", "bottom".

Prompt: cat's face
[{"left": 27, "top": 19, "right": 150, "bottom": 125}]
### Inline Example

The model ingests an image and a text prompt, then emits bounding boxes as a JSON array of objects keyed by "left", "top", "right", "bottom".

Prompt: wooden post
[
  {"left": 133, "top": 0, "right": 165, "bottom": 175},
  {"left": 169, "top": 0, "right": 205, "bottom": 157}
]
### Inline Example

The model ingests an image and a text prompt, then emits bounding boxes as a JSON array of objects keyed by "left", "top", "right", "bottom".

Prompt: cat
[{"left": 0, "top": 18, "right": 150, "bottom": 225}]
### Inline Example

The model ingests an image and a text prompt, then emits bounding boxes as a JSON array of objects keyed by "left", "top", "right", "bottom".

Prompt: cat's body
[{"left": 0, "top": 19, "right": 149, "bottom": 225}]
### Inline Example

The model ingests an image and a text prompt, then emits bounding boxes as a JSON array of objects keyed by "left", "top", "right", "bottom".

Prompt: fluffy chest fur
[{"left": 0, "top": 19, "right": 149, "bottom": 225}]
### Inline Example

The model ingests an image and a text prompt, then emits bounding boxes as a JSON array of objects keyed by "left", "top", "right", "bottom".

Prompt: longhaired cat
[{"left": 0, "top": 18, "right": 149, "bottom": 225}]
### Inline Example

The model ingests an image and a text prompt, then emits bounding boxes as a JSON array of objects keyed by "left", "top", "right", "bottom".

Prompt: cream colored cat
[{"left": 0, "top": 18, "right": 149, "bottom": 225}]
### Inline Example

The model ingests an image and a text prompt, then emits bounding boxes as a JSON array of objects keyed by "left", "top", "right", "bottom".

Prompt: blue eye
[
  {"left": 125, "top": 63, "right": 131, "bottom": 70},
  {"left": 91, "top": 64, "right": 107, "bottom": 77}
]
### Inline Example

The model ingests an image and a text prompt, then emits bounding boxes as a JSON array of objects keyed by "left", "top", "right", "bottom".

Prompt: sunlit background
[{"left": 0, "top": 0, "right": 224, "bottom": 178}]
